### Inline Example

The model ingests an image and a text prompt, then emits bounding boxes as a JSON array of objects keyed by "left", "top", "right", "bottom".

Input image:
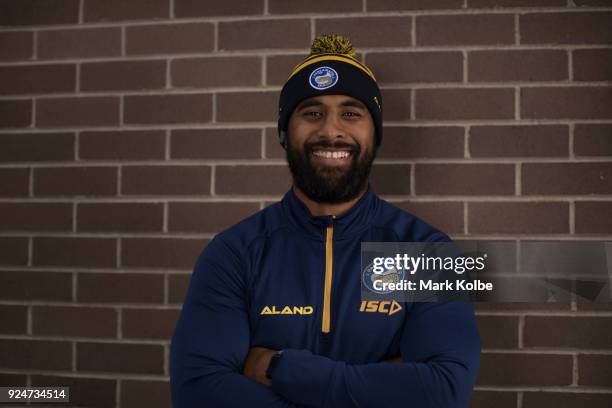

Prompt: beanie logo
[{"left": 309, "top": 66, "right": 338, "bottom": 90}]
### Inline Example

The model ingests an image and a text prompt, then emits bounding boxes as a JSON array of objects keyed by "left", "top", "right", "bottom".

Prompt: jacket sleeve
[
  {"left": 170, "top": 236, "right": 296, "bottom": 408},
  {"left": 270, "top": 300, "right": 481, "bottom": 408}
]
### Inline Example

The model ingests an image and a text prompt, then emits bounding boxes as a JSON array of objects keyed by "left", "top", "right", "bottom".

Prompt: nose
[{"left": 318, "top": 111, "right": 346, "bottom": 142}]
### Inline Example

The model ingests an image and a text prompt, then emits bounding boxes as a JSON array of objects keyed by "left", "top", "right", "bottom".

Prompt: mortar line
[
  {"left": 572, "top": 353, "right": 579, "bottom": 386},
  {"left": 27, "top": 305, "right": 33, "bottom": 335},
  {"left": 515, "top": 87, "right": 520, "bottom": 120},
  {"left": 27, "top": 236, "right": 33, "bottom": 267},
  {"left": 261, "top": 128, "right": 267, "bottom": 159},
  {"left": 0, "top": 333, "right": 175, "bottom": 345},
  {"left": 2, "top": 81, "right": 612, "bottom": 96},
  {"left": 0, "top": 299, "right": 186, "bottom": 310},
  {"left": 0, "top": 368, "right": 171, "bottom": 381},
  {"left": 462, "top": 50, "right": 468, "bottom": 83},
  {"left": 518, "top": 315, "right": 525, "bottom": 348},
  {"left": 410, "top": 163, "right": 415, "bottom": 196},
  {"left": 32, "top": 30, "right": 38, "bottom": 60},
  {"left": 213, "top": 21, "right": 218, "bottom": 52},
  {"left": 411, "top": 15, "right": 416, "bottom": 47},
  {"left": 165, "top": 129, "right": 171, "bottom": 160},
  {"left": 210, "top": 165, "right": 216, "bottom": 196},
  {"left": 117, "top": 308, "right": 122, "bottom": 339},
  {"left": 71, "top": 341, "right": 76, "bottom": 372},
  {"left": 464, "top": 125, "right": 471, "bottom": 158},
  {"left": 118, "top": 95, "right": 124, "bottom": 126},
  {"left": 310, "top": 17, "right": 315, "bottom": 41},
  {"left": 31, "top": 97, "right": 36, "bottom": 128},
  {"left": 116, "top": 379, "right": 121, "bottom": 408},
  {"left": 116, "top": 237, "right": 122, "bottom": 268},
  {"left": 166, "top": 59, "right": 171, "bottom": 89},
  {"left": 515, "top": 162, "right": 522, "bottom": 196},
  {"left": 261, "top": 56, "right": 267, "bottom": 86},
  {"left": 211, "top": 93, "right": 217, "bottom": 123},
  {"left": 117, "top": 166, "right": 122, "bottom": 196},
  {"left": 72, "top": 272, "right": 77, "bottom": 302},
  {"left": 514, "top": 14, "right": 520, "bottom": 45},
  {"left": 2, "top": 195, "right": 612, "bottom": 204},
  {"left": 568, "top": 49, "right": 574, "bottom": 81},
  {"left": 28, "top": 167, "right": 34, "bottom": 197},
  {"left": 515, "top": 239, "right": 521, "bottom": 274},
  {"left": 3, "top": 44, "right": 612, "bottom": 67},
  {"left": 164, "top": 344, "right": 170, "bottom": 376},
  {"left": 164, "top": 273, "right": 169, "bottom": 305},
  {"left": 4, "top": 156, "right": 612, "bottom": 167},
  {"left": 570, "top": 201, "right": 575, "bottom": 234},
  {"left": 72, "top": 202, "right": 77, "bottom": 233},
  {"left": 0, "top": 7, "right": 607, "bottom": 30},
  {"left": 4, "top": 301, "right": 612, "bottom": 316},
  {"left": 121, "top": 26, "right": 126, "bottom": 57},
  {"left": 74, "top": 131, "right": 80, "bottom": 161},
  {"left": 464, "top": 202, "right": 468, "bottom": 235},
  {"left": 3, "top": 367, "right": 612, "bottom": 388},
  {"left": 569, "top": 123, "right": 575, "bottom": 159},
  {"left": 78, "top": 0, "right": 84, "bottom": 24},
  {"left": 75, "top": 63, "right": 80, "bottom": 92}
]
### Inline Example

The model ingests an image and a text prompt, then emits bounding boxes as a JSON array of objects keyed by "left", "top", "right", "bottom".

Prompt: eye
[
  {"left": 343, "top": 111, "right": 362, "bottom": 118},
  {"left": 303, "top": 111, "right": 322, "bottom": 118}
]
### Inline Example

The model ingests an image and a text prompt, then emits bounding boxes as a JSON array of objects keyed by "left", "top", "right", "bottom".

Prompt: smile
[{"left": 312, "top": 150, "right": 352, "bottom": 159}]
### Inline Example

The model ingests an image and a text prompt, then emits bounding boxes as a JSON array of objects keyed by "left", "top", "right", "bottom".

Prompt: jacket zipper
[{"left": 322, "top": 215, "right": 335, "bottom": 333}]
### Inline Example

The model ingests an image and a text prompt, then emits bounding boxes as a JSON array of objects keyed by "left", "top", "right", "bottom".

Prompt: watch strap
[{"left": 265, "top": 350, "right": 283, "bottom": 380}]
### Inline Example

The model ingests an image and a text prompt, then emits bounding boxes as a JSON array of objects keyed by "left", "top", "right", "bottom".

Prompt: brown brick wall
[{"left": 0, "top": 1, "right": 610, "bottom": 407}]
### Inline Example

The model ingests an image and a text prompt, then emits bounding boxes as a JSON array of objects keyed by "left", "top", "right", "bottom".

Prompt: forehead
[{"left": 294, "top": 95, "right": 366, "bottom": 110}]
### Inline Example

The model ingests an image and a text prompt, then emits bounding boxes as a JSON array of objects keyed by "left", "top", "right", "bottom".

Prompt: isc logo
[{"left": 359, "top": 300, "right": 402, "bottom": 316}]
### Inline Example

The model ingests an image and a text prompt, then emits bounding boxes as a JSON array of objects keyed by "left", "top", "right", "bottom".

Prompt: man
[{"left": 170, "top": 35, "right": 481, "bottom": 407}]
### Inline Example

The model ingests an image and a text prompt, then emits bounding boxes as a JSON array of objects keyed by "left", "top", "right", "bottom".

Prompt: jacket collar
[{"left": 281, "top": 184, "right": 378, "bottom": 240}]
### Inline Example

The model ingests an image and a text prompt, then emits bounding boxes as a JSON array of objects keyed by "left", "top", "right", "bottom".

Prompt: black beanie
[{"left": 277, "top": 35, "right": 383, "bottom": 148}]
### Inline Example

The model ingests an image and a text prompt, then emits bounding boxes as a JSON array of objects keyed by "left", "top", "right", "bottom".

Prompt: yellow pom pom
[{"left": 310, "top": 34, "right": 356, "bottom": 57}]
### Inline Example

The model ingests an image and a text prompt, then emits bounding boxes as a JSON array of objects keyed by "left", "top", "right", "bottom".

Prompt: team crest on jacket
[
  {"left": 309, "top": 66, "right": 338, "bottom": 90},
  {"left": 362, "top": 261, "right": 405, "bottom": 294}
]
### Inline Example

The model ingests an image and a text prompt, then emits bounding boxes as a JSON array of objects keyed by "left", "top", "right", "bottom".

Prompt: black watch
[{"left": 266, "top": 350, "right": 283, "bottom": 380}]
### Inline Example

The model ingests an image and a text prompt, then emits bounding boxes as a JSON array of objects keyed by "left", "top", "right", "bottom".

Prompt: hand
[{"left": 243, "top": 346, "right": 278, "bottom": 387}]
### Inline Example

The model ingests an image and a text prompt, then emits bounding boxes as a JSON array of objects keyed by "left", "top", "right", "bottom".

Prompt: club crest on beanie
[{"left": 277, "top": 34, "right": 383, "bottom": 149}]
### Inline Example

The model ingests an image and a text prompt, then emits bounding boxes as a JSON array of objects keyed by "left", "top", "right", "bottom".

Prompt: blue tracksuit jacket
[{"left": 170, "top": 185, "right": 481, "bottom": 407}]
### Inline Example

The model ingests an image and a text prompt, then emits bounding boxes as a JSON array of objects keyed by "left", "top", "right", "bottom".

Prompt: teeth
[{"left": 313, "top": 150, "right": 350, "bottom": 159}]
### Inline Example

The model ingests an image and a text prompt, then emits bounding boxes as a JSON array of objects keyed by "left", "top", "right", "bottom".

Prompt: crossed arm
[{"left": 170, "top": 237, "right": 481, "bottom": 408}]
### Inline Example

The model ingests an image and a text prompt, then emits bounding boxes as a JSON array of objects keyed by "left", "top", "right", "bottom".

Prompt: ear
[{"left": 279, "top": 130, "right": 288, "bottom": 149}]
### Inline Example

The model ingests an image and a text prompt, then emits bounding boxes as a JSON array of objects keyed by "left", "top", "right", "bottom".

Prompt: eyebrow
[
  {"left": 295, "top": 98, "right": 367, "bottom": 111},
  {"left": 340, "top": 99, "right": 367, "bottom": 110},
  {"left": 295, "top": 99, "right": 323, "bottom": 111}
]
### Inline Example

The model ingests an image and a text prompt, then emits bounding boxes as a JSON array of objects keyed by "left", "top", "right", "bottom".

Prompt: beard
[{"left": 285, "top": 137, "right": 376, "bottom": 204}]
